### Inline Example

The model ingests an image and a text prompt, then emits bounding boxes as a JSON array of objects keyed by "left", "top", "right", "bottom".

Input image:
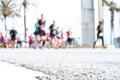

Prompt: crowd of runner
[{"left": 0, "top": 14, "right": 74, "bottom": 49}]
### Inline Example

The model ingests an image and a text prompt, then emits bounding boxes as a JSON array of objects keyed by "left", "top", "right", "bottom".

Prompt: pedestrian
[
  {"left": 38, "top": 13, "right": 46, "bottom": 48},
  {"left": 60, "top": 27, "right": 65, "bottom": 48},
  {"left": 93, "top": 21, "right": 105, "bottom": 48},
  {"left": 0, "top": 30, "right": 3, "bottom": 48},
  {"left": 16, "top": 36, "right": 22, "bottom": 48},
  {"left": 55, "top": 27, "right": 61, "bottom": 48},
  {"left": 49, "top": 20, "right": 57, "bottom": 48},
  {"left": 66, "top": 28, "right": 72, "bottom": 48},
  {"left": 28, "top": 34, "right": 33, "bottom": 48},
  {"left": 9, "top": 27, "right": 17, "bottom": 48},
  {"left": 34, "top": 18, "right": 40, "bottom": 48},
  {"left": 46, "top": 32, "right": 50, "bottom": 48}
]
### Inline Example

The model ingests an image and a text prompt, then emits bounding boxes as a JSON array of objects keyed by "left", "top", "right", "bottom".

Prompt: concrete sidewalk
[{"left": 0, "top": 61, "right": 45, "bottom": 80}]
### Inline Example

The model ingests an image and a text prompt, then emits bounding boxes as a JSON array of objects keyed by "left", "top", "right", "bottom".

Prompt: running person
[
  {"left": 66, "top": 28, "right": 72, "bottom": 48},
  {"left": 9, "top": 27, "right": 17, "bottom": 48},
  {"left": 49, "top": 20, "right": 57, "bottom": 48},
  {"left": 55, "top": 27, "right": 61, "bottom": 48},
  {"left": 93, "top": 21, "right": 105, "bottom": 48},
  {"left": 34, "top": 18, "right": 40, "bottom": 48},
  {"left": 0, "top": 30, "right": 3, "bottom": 47},
  {"left": 60, "top": 27, "right": 65, "bottom": 48},
  {"left": 28, "top": 34, "right": 33, "bottom": 48},
  {"left": 38, "top": 14, "right": 46, "bottom": 48}
]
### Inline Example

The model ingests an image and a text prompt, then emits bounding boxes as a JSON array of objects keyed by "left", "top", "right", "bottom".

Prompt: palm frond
[
  {"left": 105, "top": 1, "right": 118, "bottom": 11},
  {"left": 1, "top": 0, "right": 6, "bottom": 7},
  {"left": 7, "top": 0, "right": 12, "bottom": 5},
  {"left": 116, "top": 8, "right": 120, "bottom": 12},
  {"left": 102, "top": 0, "right": 106, "bottom": 6},
  {"left": 0, "top": 5, "right": 2, "bottom": 8},
  {"left": 9, "top": 3, "right": 17, "bottom": 9},
  {"left": 0, "top": 0, "right": 20, "bottom": 17},
  {"left": 18, "top": 4, "right": 23, "bottom": 14},
  {"left": 29, "top": 1, "right": 39, "bottom": 8},
  {"left": 102, "top": 0, "right": 109, "bottom": 6},
  {"left": 10, "top": 10, "right": 20, "bottom": 17}
]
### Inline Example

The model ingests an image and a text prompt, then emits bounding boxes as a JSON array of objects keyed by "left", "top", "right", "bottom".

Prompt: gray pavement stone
[{"left": 0, "top": 48, "right": 120, "bottom": 80}]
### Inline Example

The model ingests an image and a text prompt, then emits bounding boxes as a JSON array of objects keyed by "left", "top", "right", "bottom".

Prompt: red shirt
[
  {"left": 66, "top": 31, "right": 72, "bottom": 38},
  {"left": 29, "top": 36, "right": 33, "bottom": 42}
]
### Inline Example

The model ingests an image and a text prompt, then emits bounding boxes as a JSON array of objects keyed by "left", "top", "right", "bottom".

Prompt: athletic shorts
[
  {"left": 11, "top": 37, "right": 16, "bottom": 41},
  {"left": 34, "top": 31, "right": 39, "bottom": 35},
  {"left": 39, "top": 30, "right": 46, "bottom": 36},
  {"left": 50, "top": 34, "right": 56, "bottom": 38},
  {"left": 67, "top": 37, "right": 72, "bottom": 42}
]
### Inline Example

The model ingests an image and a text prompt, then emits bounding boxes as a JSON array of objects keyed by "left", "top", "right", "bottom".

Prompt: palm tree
[
  {"left": 107, "top": 1, "right": 120, "bottom": 45},
  {"left": 0, "top": 0, "right": 19, "bottom": 35},
  {"left": 108, "top": 1, "right": 116, "bottom": 45},
  {"left": 19, "top": 0, "right": 38, "bottom": 42},
  {"left": 102, "top": 0, "right": 120, "bottom": 45},
  {"left": 102, "top": 0, "right": 108, "bottom": 6},
  {"left": 22, "top": 0, "right": 27, "bottom": 42}
]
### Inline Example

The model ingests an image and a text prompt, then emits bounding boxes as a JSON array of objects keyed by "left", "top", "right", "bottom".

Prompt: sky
[{"left": 0, "top": 0, "right": 81, "bottom": 40}]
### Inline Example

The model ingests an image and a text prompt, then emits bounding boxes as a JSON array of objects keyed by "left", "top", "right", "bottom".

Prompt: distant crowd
[{"left": 0, "top": 14, "right": 75, "bottom": 49}]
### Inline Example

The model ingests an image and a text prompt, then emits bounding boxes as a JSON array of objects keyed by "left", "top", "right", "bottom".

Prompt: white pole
[{"left": 93, "top": 0, "right": 99, "bottom": 40}]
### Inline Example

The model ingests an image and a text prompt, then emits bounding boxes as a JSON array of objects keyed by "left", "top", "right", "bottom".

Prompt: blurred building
[{"left": 81, "top": 0, "right": 102, "bottom": 46}]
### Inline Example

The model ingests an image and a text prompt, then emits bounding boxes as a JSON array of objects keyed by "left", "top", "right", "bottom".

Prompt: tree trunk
[
  {"left": 111, "top": 10, "right": 114, "bottom": 45},
  {"left": 24, "top": 7, "right": 27, "bottom": 42},
  {"left": 4, "top": 16, "right": 7, "bottom": 36},
  {"left": 4, "top": 16, "right": 7, "bottom": 32}
]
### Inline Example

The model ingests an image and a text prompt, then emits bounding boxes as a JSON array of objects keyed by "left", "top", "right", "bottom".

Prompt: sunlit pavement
[{"left": 0, "top": 48, "right": 120, "bottom": 80}]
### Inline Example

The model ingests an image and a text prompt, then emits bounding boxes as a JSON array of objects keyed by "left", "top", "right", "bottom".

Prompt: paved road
[
  {"left": 0, "top": 61, "right": 45, "bottom": 80},
  {"left": 0, "top": 48, "right": 120, "bottom": 80},
  {"left": 0, "top": 48, "right": 120, "bottom": 64}
]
